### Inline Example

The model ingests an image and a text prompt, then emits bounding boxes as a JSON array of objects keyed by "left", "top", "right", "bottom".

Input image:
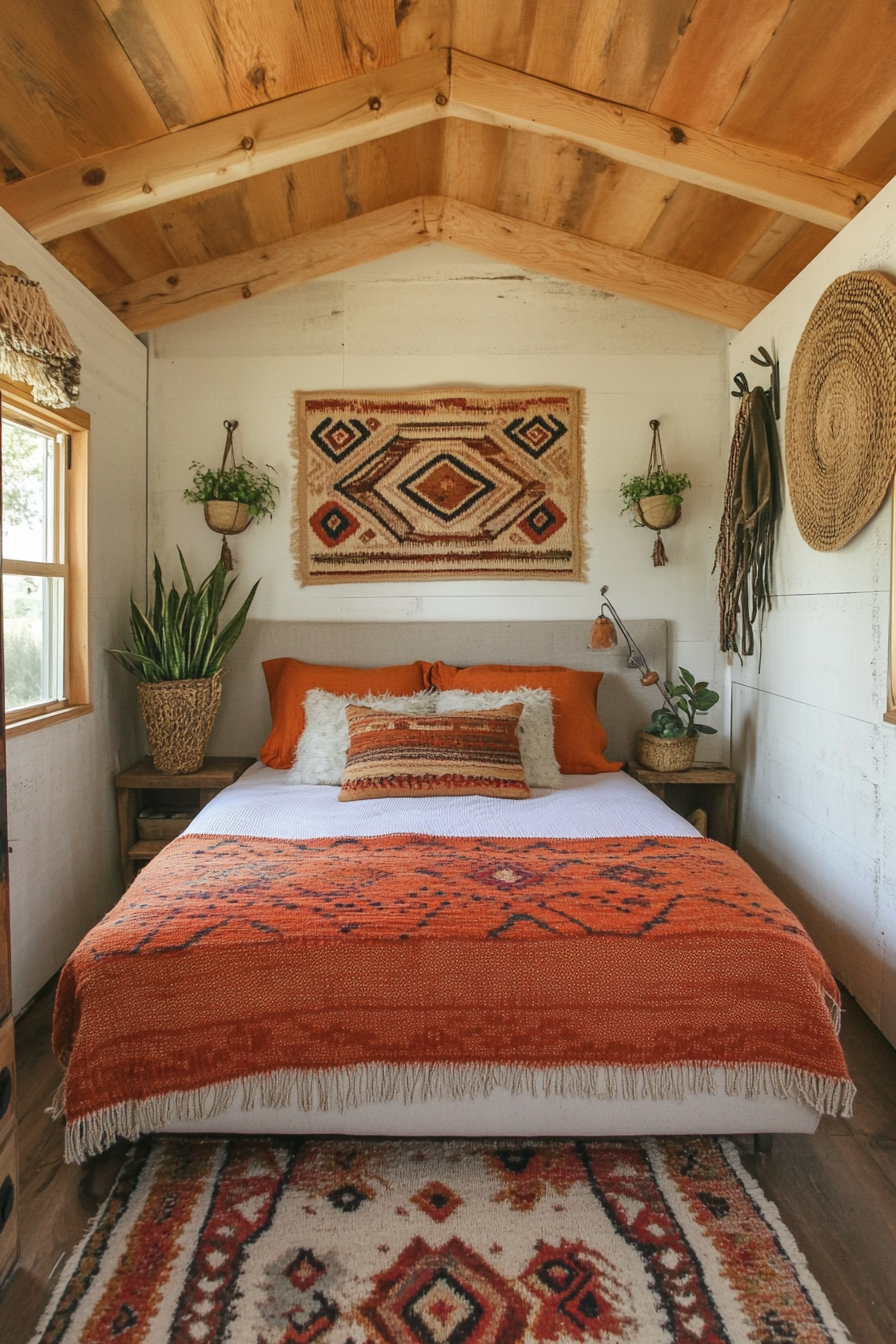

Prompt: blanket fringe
[{"left": 61, "top": 1060, "right": 856, "bottom": 1165}]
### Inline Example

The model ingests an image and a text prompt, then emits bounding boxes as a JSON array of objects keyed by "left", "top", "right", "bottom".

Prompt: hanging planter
[
  {"left": 184, "top": 419, "right": 278, "bottom": 569},
  {"left": 204, "top": 499, "right": 251, "bottom": 535},
  {"left": 620, "top": 419, "right": 690, "bottom": 566}
]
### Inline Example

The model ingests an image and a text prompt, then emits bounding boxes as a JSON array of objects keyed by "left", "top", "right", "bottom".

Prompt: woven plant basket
[
  {"left": 637, "top": 730, "right": 697, "bottom": 773},
  {"left": 137, "top": 673, "right": 223, "bottom": 774},
  {"left": 204, "top": 500, "right": 251, "bottom": 535},
  {"left": 636, "top": 495, "right": 681, "bottom": 530}
]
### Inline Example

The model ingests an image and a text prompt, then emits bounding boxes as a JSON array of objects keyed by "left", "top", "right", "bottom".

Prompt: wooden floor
[{"left": 1, "top": 979, "right": 895, "bottom": 1344}]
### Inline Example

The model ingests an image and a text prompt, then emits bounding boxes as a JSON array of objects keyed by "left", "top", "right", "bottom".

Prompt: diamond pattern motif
[{"left": 297, "top": 390, "right": 583, "bottom": 580}]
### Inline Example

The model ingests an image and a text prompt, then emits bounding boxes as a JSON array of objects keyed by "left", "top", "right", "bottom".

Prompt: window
[{"left": 1, "top": 379, "right": 90, "bottom": 735}]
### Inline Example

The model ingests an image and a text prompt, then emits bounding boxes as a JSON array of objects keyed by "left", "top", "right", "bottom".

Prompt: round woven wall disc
[{"left": 785, "top": 270, "right": 896, "bottom": 552}]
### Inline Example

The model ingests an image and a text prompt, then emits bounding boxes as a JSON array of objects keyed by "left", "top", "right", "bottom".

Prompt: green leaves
[
  {"left": 619, "top": 470, "right": 692, "bottom": 517},
  {"left": 109, "top": 549, "right": 259, "bottom": 683},
  {"left": 646, "top": 666, "right": 718, "bottom": 737},
  {"left": 184, "top": 458, "right": 278, "bottom": 520}
]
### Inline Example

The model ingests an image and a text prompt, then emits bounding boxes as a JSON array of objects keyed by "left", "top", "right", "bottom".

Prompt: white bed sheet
[{"left": 185, "top": 760, "right": 700, "bottom": 841}]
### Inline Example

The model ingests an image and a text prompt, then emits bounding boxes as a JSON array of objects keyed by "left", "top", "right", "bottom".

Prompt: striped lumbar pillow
[{"left": 338, "top": 703, "right": 531, "bottom": 801}]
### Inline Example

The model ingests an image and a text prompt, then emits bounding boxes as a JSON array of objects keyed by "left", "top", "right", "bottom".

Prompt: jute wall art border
[
  {"left": 292, "top": 387, "right": 584, "bottom": 584},
  {"left": 786, "top": 269, "right": 896, "bottom": 552}
]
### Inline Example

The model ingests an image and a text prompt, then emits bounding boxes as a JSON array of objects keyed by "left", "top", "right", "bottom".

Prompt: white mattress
[{"left": 185, "top": 761, "right": 700, "bottom": 841}]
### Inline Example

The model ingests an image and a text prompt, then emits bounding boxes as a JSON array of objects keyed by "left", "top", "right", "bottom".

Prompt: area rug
[
  {"left": 32, "top": 1135, "right": 851, "bottom": 1344},
  {"left": 293, "top": 388, "right": 584, "bottom": 583}
]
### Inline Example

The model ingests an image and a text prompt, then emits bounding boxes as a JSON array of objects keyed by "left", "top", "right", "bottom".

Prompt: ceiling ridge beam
[
  {"left": 100, "top": 198, "right": 431, "bottom": 331},
  {"left": 0, "top": 49, "right": 875, "bottom": 245},
  {"left": 0, "top": 50, "right": 451, "bottom": 244},
  {"left": 449, "top": 51, "right": 875, "bottom": 232},
  {"left": 100, "top": 195, "right": 771, "bottom": 333}
]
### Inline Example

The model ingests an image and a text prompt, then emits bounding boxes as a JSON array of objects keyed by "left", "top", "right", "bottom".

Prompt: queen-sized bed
[
  {"left": 53, "top": 761, "right": 851, "bottom": 1163},
  {"left": 52, "top": 621, "right": 853, "bottom": 1161}
]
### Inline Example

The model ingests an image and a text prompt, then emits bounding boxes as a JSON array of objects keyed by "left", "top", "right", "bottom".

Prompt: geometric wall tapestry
[{"left": 292, "top": 387, "right": 585, "bottom": 584}]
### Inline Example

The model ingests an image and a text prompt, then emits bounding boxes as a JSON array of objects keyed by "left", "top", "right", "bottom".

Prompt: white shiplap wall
[
  {"left": 0, "top": 206, "right": 148, "bottom": 1012},
  {"left": 728, "top": 175, "right": 896, "bottom": 1046},
  {"left": 147, "top": 243, "right": 731, "bottom": 750}
]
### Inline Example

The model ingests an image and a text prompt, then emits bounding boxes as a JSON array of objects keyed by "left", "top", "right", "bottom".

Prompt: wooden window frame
[{"left": 1, "top": 377, "right": 91, "bottom": 737}]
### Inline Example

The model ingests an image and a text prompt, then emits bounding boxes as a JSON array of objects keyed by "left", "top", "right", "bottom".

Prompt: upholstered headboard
[{"left": 207, "top": 619, "right": 667, "bottom": 767}]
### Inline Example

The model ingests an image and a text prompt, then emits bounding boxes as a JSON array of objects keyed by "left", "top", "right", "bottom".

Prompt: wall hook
[{"left": 731, "top": 345, "right": 780, "bottom": 420}]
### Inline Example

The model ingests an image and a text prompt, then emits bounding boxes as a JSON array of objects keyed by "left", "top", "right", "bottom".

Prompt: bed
[{"left": 52, "top": 622, "right": 853, "bottom": 1163}]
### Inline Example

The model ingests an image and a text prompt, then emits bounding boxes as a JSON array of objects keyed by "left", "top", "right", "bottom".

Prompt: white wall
[
  {"left": 0, "top": 208, "right": 148, "bottom": 1013},
  {"left": 728, "top": 178, "right": 896, "bottom": 1046},
  {"left": 148, "top": 244, "right": 731, "bottom": 750}
]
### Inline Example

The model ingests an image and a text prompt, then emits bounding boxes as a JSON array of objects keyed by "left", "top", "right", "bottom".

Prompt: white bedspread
[{"left": 186, "top": 761, "right": 699, "bottom": 841}]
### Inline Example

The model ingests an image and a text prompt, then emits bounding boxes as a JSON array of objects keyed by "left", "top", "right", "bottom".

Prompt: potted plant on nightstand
[
  {"left": 109, "top": 549, "right": 259, "bottom": 774},
  {"left": 637, "top": 667, "right": 719, "bottom": 772},
  {"left": 184, "top": 419, "right": 278, "bottom": 568}
]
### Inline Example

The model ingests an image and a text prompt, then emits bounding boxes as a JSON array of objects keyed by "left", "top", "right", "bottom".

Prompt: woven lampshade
[{"left": 785, "top": 270, "right": 896, "bottom": 552}]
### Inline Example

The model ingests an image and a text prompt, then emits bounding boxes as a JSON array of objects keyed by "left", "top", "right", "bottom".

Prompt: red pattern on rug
[
  {"left": 53, "top": 832, "right": 850, "bottom": 1140},
  {"left": 32, "top": 1136, "right": 852, "bottom": 1344}
]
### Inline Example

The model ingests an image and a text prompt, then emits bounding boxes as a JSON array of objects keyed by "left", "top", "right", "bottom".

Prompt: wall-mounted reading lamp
[{"left": 589, "top": 585, "right": 677, "bottom": 713}]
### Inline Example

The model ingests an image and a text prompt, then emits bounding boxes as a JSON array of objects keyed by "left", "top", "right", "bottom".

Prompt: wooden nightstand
[
  {"left": 626, "top": 760, "right": 738, "bottom": 847},
  {"left": 115, "top": 756, "right": 255, "bottom": 887}
]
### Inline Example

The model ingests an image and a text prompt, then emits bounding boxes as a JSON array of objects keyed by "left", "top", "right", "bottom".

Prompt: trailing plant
[
  {"left": 109, "top": 550, "right": 260, "bottom": 682},
  {"left": 620, "top": 469, "right": 692, "bottom": 517},
  {"left": 645, "top": 667, "right": 719, "bottom": 739},
  {"left": 184, "top": 457, "right": 278, "bottom": 520}
]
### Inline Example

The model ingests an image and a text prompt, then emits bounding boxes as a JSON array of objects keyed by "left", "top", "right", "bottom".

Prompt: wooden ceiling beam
[
  {"left": 100, "top": 194, "right": 771, "bottom": 332},
  {"left": 0, "top": 49, "right": 875, "bottom": 245},
  {"left": 0, "top": 50, "right": 450, "bottom": 244},
  {"left": 424, "top": 197, "right": 772, "bottom": 329},
  {"left": 101, "top": 198, "right": 430, "bottom": 331},
  {"left": 449, "top": 52, "right": 875, "bottom": 232}
]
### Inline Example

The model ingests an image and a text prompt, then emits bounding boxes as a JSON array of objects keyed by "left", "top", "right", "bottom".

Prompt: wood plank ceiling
[{"left": 0, "top": 0, "right": 894, "bottom": 331}]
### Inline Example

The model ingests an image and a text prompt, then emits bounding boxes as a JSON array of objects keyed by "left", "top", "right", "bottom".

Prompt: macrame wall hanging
[{"left": 0, "top": 260, "right": 81, "bottom": 408}]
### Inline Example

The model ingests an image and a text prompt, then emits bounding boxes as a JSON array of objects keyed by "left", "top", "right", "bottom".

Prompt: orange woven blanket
[{"left": 54, "top": 833, "right": 851, "bottom": 1159}]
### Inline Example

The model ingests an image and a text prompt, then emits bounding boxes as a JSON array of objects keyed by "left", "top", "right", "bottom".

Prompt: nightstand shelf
[
  {"left": 626, "top": 760, "right": 738, "bottom": 847},
  {"left": 115, "top": 755, "right": 255, "bottom": 886}
]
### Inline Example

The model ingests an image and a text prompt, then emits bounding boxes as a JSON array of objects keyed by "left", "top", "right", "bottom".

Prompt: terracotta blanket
[{"left": 54, "top": 833, "right": 853, "bottom": 1161}]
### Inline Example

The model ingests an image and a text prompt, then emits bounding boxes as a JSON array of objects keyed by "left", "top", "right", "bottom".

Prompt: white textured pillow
[
  {"left": 291, "top": 688, "right": 438, "bottom": 784},
  {"left": 433, "top": 687, "right": 562, "bottom": 788}
]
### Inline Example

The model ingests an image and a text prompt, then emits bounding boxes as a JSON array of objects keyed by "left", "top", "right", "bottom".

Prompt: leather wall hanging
[{"left": 786, "top": 270, "right": 896, "bottom": 552}]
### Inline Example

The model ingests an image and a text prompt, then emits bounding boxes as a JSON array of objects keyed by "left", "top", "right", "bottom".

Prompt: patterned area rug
[
  {"left": 33, "top": 1136, "right": 851, "bottom": 1344},
  {"left": 293, "top": 388, "right": 584, "bottom": 583}
]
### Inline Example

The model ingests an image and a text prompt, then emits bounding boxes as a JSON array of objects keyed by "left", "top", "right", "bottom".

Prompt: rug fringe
[{"left": 61, "top": 1060, "right": 856, "bottom": 1165}]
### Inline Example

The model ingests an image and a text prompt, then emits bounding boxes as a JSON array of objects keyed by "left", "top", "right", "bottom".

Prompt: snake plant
[{"left": 109, "top": 550, "right": 259, "bottom": 682}]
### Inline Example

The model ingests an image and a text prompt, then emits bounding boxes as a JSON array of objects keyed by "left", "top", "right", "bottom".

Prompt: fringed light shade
[{"left": 0, "top": 260, "right": 80, "bottom": 408}]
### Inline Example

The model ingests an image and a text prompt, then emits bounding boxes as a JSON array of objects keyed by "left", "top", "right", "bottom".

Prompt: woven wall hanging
[
  {"left": 293, "top": 387, "right": 584, "bottom": 584},
  {"left": 786, "top": 270, "right": 896, "bottom": 552},
  {"left": 0, "top": 259, "right": 80, "bottom": 408}
]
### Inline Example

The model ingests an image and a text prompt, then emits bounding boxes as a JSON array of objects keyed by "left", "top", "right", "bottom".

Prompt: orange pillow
[
  {"left": 260, "top": 658, "right": 430, "bottom": 769},
  {"left": 426, "top": 662, "right": 621, "bottom": 774}
]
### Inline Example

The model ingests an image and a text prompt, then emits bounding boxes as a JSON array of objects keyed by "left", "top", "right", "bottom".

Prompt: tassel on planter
[
  {"left": 652, "top": 533, "right": 669, "bottom": 566},
  {"left": 220, "top": 536, "right": 234, "bottom": 571}
]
